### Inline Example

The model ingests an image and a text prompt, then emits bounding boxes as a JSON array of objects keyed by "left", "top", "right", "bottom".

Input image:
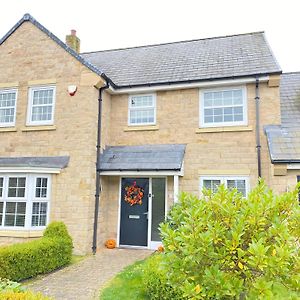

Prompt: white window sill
[
  {"left": 196, "top": 126, "right": 253, "bottom": 133},
  {"left": 0, "top": 229, "right": 44, "bottom": 238},
  {"left": 124, "top": 125, "right": 159, "bottom": 132}
]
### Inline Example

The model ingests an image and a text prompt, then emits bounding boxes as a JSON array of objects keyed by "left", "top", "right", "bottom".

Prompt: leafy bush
[
  {"left": 142, "top": 254, "right": 183, "bottom": 300},
  {"left": 0, "top": 222, "right": 73, "bottom": 281},
  {"left": 0, "top": 290, "right": 52, "bottom": 300},
  {"left": 158, "top": 182, "right": 300, "bottom": 299},
  {"left": 0, "top": 278, "right": 24, "bottom": 293}
]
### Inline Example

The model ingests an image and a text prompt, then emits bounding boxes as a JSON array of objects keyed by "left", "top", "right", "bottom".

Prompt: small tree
[{"left": 159, "top": 182, "right": 300, "bottom": 299}]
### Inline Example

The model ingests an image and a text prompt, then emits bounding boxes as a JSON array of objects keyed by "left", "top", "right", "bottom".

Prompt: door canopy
[{"left": 99, "top": 144, "right": 186, "bottom": 175}]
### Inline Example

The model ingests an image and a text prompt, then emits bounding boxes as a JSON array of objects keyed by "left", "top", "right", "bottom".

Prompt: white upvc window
[
  {"left": 27, "top": 86, "right": 56, "bottom": 126},
  {"left": 0, "top": 88, "right": 18, "bottom": 127},
  {"left": 0, "top": 174, "right": 51, "bottom": 230},
  {"left": 200, "top": 176, "right": 249, "bottom": 197},
  {"left": 128, "top": 94, "right": 156, "bottom": 125},
  {"left": 200, "top": 86, "right": 247, "bottom": 128}
]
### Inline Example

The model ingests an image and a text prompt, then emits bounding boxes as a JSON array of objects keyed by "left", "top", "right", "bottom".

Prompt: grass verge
[{"left": 99, "top": 259, "right": 149, "bottom": 300}]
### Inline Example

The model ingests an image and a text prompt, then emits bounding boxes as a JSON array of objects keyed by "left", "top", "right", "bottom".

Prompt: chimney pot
[{"left": 71, "top": 29, "right": 76, "bottom": 36}]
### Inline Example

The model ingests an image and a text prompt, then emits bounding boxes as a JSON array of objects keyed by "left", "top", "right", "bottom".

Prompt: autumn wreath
[{"left": 124, "top": 181, "right": 144, "bottom": 206}]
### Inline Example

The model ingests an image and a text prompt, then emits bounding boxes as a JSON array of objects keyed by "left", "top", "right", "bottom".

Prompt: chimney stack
[{"left": 66, "top": 29, "right": 80, "bottom": 53}]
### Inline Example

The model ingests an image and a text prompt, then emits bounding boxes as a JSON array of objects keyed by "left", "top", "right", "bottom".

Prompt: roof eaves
[
  {"left": 0, "top": 13, "right": 116, "bottom": 88},
  {"left": 112, "top": 71, "right": 283, "bottom": 90}
]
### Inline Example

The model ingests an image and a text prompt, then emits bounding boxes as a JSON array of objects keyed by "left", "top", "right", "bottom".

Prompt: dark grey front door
[{"left": 120, "top": 178, "right": 149, "bottom": 246}]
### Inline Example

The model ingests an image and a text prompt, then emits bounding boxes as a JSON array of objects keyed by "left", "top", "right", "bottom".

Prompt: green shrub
[
  {"left": 0, "top": 278, "right": 24, "bottom": 293},
  {"left": 0, "top": 290, "right": 52, "bottom": 300},
  {"left": 0, "top": 222, "right": 73, "bottom": 281},
  {"left": 142, "top": 254, "right": 183, "bottom": 299},
  {"left": 43, "top": 221, "right": 72, "bottom": 240},
  {"left": 158, "top": 182, "right": 300, "bottom": 299}
]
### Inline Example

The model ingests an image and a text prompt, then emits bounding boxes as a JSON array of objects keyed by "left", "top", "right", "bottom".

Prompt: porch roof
[
  {"left": 99, "top": 144, "right": 186, "bottom": 172},
  {"left": 0, "top": 156, "right": 70, "bottom": 170}
]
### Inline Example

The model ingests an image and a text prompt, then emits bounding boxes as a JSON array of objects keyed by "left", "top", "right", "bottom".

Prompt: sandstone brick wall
[
  {"left": 97, "top": 81, "right": 287, "bottom": 247},
  {"left": 107, "top": 82, "right": 281, "bottom": 195},
  {"left": 0, "top": 22, "right": 103, "bottom": 254}
]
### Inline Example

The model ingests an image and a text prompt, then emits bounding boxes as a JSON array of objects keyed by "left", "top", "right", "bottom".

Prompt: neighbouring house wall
[
  {"left": 0, "top": 22, "right": 104, "bottom": 254},
  {"left": 107, "top": 81, "right": 281, "bottom": 196},
  {"left": 269, "top": 167, "right": 299, "bottom": 194}
]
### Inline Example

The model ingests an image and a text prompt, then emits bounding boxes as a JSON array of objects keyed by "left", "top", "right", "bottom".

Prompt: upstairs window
[
  {"left": 27, "top": 86, "right": 56, "bottom": 126},
  {"left": 128, "top": 94, "right": 156, "bottom": 125},
  {"left": 200, "top": 176, "right": 249, "bottom": 197},
  {"left": 0, "top": 89, "right": 17, "bottom": 127},
  {"left": 200, "top": 87, "right": 247, "bottom": 127}
]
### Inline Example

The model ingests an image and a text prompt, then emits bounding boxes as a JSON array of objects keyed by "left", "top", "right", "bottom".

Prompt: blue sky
[{"left": 1, "top": 0, "right": 299, "bottom": 72}]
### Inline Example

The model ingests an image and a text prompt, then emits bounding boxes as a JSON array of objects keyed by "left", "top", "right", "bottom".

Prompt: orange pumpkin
[
  {"left": 105, "top": 239, "right": 116, "bottom": 249},
  {"left": 157, "top": 245, "right": 164, "bottom": 252}
]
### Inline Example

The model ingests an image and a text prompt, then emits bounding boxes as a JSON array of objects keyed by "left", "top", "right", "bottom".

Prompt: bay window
[{"left": 0, "top": 174, "right": 51, "bottom": 229}]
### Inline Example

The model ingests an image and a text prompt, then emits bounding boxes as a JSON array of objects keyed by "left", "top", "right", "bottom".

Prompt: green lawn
[{"left": 99, "top": 259, "right": 149, "bottom": 300}]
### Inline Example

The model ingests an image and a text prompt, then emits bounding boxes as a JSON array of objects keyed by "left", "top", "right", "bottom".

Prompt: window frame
[
  {"left": 0, "top": 174, "right": 51, "bottom": 230},
  {"left": 199, "top": 86, "right": 248, "bottom": 128},
  {"left": 128, "top": 93, "right": 156, "bottom": 126},
  {"left": 27, "top": 85, "right": 56, "bottom": 126},
  {"left": 199, "top": 175, "right": 250, "bottom": 197},
  {"left": 0, "top": 88, "right": 18, "bottom": 128}
]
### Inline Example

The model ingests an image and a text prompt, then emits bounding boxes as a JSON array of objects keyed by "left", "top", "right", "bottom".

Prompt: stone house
[{"left": 0, "top": 14, "right": 299, "bottom": 254}]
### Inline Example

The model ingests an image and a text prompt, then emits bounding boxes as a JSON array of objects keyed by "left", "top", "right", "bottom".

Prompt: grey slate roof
[
  {"left": 1, "top": 15, "right": 282, "bottom": 89},
  {"left": 99, "top": 144, "right": 186, "bottom": 171},
  {"left": 280, "top": 72, "right": 300, "bottom": 126},
  {"left": 0, "top": 14, "right": 112, "bottom": 85},
  {"left": 265, "top": 72, "right": 300, "bottom": 163},
  {"left": 82, "top": 32, "right": 281, "bottom": 88},
  {"left": 0, "top": 156, "right": 70, "bottom": 169}
]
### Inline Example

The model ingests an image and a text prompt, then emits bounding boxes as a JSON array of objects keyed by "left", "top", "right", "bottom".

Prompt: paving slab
[{"left": 26, "top": 248, "right": 152, "bottom": 300}]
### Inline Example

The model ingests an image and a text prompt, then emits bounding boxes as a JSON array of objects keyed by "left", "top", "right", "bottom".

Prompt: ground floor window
[
  {"left": 200, "top": 176, "right": 249, "bottom": 197},
  {"left": 0, "top": 174, "right": 51, "bottom": 229}
]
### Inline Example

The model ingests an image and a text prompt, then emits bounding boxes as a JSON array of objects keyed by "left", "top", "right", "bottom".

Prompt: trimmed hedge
[{"left": 0, "top": 222, "right": 73, "bottom": 281}]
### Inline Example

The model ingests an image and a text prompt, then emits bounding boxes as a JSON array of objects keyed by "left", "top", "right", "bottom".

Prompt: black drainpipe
[
  {"left": 92, "top": 81, "right": 110, "bottom": 254},
  {"left": 255, "top": 76, "right": 262, "bottom": 178}
]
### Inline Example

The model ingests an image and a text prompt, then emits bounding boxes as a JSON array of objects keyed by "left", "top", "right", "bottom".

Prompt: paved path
[{"left": 26, "top": 248, "right": 152, "bottom": 300}]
